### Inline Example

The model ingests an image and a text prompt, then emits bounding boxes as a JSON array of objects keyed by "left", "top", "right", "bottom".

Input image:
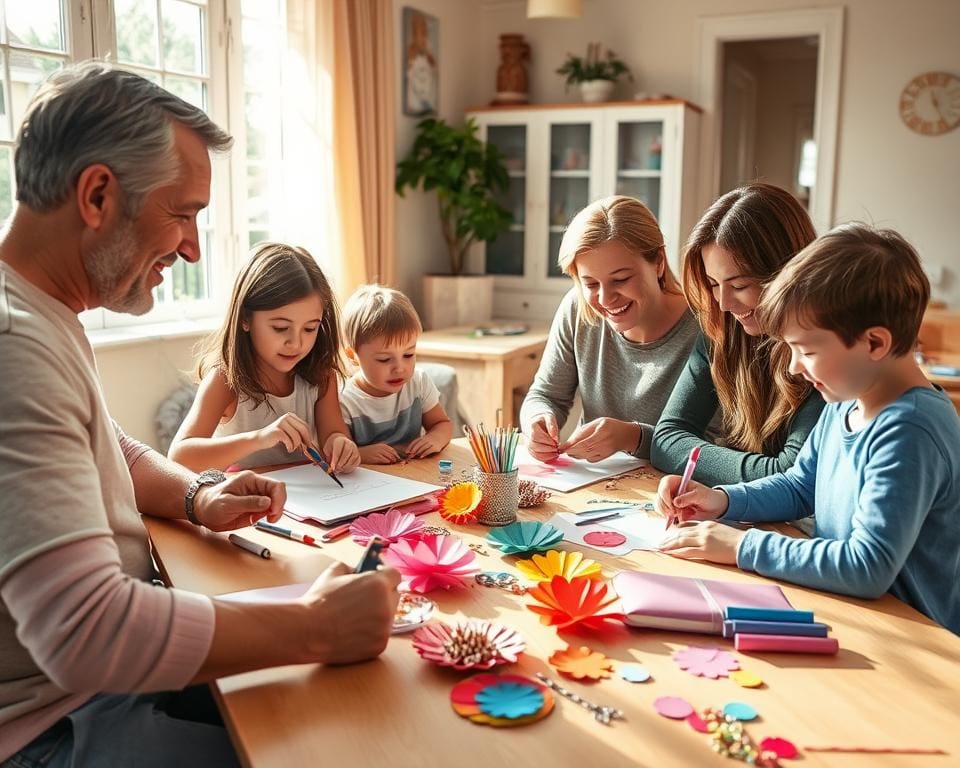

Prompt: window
[{"left": 4, "top": 1, "right": 300, "bottom": 335}]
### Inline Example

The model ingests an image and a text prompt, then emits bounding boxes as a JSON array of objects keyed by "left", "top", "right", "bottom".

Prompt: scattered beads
[
  {"left": 696, "top": 707, "right": 783, "bottom": 767},
  {"left": 421, "top": 526, "right": 451, "bottom": 537},
  {"left": 475, "top": 571, "right": 526, "bottom": 595}
]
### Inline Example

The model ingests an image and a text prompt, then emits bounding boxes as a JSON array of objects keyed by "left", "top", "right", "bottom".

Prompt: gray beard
[{"left": 82, "top": 218, "right": 154, "bottom": 315}]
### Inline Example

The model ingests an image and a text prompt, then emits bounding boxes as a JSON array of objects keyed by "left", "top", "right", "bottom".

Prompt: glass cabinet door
[
  {"left": 547, "top": 123, "right": 592, "bottom": 278},
  {"left": 613, "top": 121, "right": 663, "bottom": 220},
  {"left": 484, "top": 124, "right": 526, "bottom": 276}
]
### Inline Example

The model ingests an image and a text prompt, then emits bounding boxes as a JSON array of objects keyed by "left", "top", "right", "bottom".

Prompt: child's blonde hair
[
  {"left": 197, "top": 243, "right": 344, "bottom": 405},
  {"left": 342, "top": 285, "right": 422, "bottom": 349},
  {"left": 758, "top": 223, "right": 930, "bottom": 357},
  {"left": 557, "top": 195, "right": 681, "bottom": 326}
]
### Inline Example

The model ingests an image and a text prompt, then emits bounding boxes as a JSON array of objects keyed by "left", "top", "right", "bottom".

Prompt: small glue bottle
[{"left": 437, "top": 459, "right": 453, "bottom": 486}]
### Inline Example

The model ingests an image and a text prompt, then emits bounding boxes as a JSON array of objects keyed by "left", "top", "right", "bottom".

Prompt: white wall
[
  {"left": 468, "top": 0, "right": 960, "bottom": 305},
  {"left": 95, "top": 336, "right": 199, "bottom": 449},
  {"left": 392, "top": 0, "right": 486, "bottom": 315}
]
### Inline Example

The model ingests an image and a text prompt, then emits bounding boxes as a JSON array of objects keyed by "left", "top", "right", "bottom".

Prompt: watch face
[{"left": 900, "top": 71, "right": 960, "bottom": 135}]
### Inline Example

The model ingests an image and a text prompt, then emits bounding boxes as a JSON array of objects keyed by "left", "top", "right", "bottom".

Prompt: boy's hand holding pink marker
[{"left": 656, "top": 445, "right": 731, "bottom": 527}]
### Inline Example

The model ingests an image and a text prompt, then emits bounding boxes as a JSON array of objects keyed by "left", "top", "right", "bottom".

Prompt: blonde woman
[
  {"left": 651, "top": 182, "right": 824, "bottom": 486},
  {"left": 520, "top": 196, "right": 699, "bottom": 462}
]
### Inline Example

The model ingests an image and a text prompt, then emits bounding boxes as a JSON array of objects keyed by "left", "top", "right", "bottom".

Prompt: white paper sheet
[
  {"left": 515, "top": 445, "right": 647, "bottom": 492},
  {"left": 548, "top": 510, "right": 667, "bottom": 556},
  {"left": 263, "top": 464, "right": 441, "bottom": 525}
]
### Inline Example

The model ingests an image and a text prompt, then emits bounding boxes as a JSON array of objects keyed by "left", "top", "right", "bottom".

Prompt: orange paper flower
[
  {"left": 525, "top": 575, "right": 623, "bottom": 631},
  {"left": 549, "top": 645, "right": 613, "bottom": 680},
  {"left": 438, "top": 482, "right": 484, "bottom": 525}
]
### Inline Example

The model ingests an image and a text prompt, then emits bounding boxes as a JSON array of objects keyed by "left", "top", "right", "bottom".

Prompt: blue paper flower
[
  {"left": 487, "top": 521, "right": 563, "bottom": 555},
  {"left": 476, "top": 682, "right": 545, "bottom": 719}
]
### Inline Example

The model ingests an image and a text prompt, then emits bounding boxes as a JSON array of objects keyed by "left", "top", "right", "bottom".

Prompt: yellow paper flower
[
  {"left": 438, "top": 482, "right": 484, "bottom": 525},
  {"left": 514, "top": 549, "right": 602, "bottom": 583}
]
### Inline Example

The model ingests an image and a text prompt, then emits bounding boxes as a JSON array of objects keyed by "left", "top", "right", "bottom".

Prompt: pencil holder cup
[{"left": 472, "top": 467, "right": 519, "bottom": 526}]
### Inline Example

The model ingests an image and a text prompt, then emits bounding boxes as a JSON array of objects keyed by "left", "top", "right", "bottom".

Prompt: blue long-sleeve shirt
[{"left": 721, "top": 386, "right": 960, "bottom": 634}]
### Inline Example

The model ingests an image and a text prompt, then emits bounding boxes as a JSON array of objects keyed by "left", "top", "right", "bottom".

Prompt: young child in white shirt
[{"left": 340, "top": 285, "right": 453, "bottom": 464}]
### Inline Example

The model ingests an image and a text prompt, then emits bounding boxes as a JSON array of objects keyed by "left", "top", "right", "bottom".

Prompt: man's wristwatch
[{"left": 184, "top": 469, "right": 227, "bottom": 527}]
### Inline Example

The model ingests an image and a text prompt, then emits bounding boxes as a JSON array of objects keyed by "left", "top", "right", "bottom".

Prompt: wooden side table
[
  {"left": 919, "top": 308, "right": 960, "bottom": 413},
  {"left": 416, "top": 322, "right": 550, "bottom": 427}
]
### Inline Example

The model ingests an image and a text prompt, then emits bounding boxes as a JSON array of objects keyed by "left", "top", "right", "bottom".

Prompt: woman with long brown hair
[{"left": 651, "top": 182, "right": 824, "bottom": 486}]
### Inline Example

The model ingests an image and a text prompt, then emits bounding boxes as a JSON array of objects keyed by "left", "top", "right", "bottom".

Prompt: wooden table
[
  {"left": 146, "top": 444, "right": 960, "bottom": 767},
  {"left": 416, "top": 323, "right": 550, "bottom": 427}
]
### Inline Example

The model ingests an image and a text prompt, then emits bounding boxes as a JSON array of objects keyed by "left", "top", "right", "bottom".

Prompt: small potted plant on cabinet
[
  {"left": 396, "top": 117, "right": 513, "bottom": 329},
  {"left": 556, "top": 42, "right": 632, "bottom": 103}
]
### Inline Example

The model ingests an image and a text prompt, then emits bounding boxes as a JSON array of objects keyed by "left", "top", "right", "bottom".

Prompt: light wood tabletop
[{"left": 145, "top": 443, "right": 960, "bottom": 768}]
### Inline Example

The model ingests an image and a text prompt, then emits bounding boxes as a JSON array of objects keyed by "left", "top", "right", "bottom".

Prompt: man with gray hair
[{"left": 0, "top": 62, "right": 400, "bottom": 767}]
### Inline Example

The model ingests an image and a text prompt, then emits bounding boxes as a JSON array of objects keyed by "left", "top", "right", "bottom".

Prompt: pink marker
[{"left": 668, "top": 445, "right": 701, "bottom": 529}]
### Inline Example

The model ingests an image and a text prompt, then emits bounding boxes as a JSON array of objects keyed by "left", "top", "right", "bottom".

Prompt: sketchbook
[
  {"left": 548, "top": 511, "right": 667, "bottom": 556},
  {"left": 264, "top": 464, "right": 441, "bottom": 525},
  {"left": 613, "top": 570, "right": 793, "bottom": 634},
  {"left": 515, "top": 445, "right": 647, "bottom": 492}
]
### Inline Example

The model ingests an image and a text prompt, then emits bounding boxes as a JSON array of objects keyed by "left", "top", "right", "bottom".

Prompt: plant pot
[
  {"left": 422, "top": 274, "right": 494, "bottom": 330},
  {"left": 580, "top": 79, "right": 615, "bottom": 103}
]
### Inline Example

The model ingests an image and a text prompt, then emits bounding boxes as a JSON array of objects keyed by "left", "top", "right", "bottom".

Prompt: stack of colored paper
[{"left": 724, "top": 606, "right": 839, "bottom": 655}]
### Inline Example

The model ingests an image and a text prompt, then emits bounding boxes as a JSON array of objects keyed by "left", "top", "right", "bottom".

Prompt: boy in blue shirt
[{"left": 655, "top": 223, "right": 960, "bottom": 634}]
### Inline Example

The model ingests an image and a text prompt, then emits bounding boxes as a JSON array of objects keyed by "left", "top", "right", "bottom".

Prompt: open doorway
[
  {"left": 696, "top": 8, "right": 843, "bottom": 232},
  {"left": 719, "top": 38, "right": 818, "bottom": 208}
]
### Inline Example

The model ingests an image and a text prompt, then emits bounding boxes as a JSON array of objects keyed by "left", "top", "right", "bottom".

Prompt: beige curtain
[{"left": 285, "top": 0, "right": 396, "bottom": 300}]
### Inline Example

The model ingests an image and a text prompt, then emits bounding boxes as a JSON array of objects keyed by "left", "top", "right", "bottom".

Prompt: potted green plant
[
  {"left": 556, "top": 42, "right": 633, "bottom": 103},
  {"left": 396, "top": 117, "right": 513, "bottom": 328}
]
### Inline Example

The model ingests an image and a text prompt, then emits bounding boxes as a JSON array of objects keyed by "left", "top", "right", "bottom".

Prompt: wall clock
[{"left": 899, "top": 71, "right": 960, "bottom": 135}]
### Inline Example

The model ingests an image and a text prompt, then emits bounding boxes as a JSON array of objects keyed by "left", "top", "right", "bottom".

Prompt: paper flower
[
  {"left": 548, "top": 645, "right": 613, "bottom": 680},
  {"left": 411, "top": 620, "right": 525, "bottom": 670},
  {"left": 350, "top": 507, "right": 424, "bottom": 546},
  {"left": 381, "top": 534, "right": 479, "bottom": 593},
  {"left": 515, "top": 549, "right": 602, "bottom": 583},
  {"left": 518, "top": 480, "right": 551, "bottom": 508},
  {"left": 476, "top": 683, "right": 544, "bottom": 719},
  {"left": 486, "top": 520, "right": 563, "bottom": 555},
  {"left": 437, "top": 482, "right": 484, "bottom": 525},
  {"left": 451, "top": 673, "right": 554, "bottom": 727},
  {"left": 673, "top": 645, "right": 740, "bottom": 679},
  {"left": 526, "top": 575, "right": 623, "bottom": 631}
]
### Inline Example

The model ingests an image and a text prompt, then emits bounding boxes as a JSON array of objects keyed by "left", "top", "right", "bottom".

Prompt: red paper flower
[
  {"left": 412, "top": 620, "right": 525, "bottom": 670},
  {"left": 525, "top": 575, "right": 624, "bottom": 631}
]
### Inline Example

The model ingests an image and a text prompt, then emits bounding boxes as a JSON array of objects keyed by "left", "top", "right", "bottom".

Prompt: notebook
[
  {"left": 265, "top": 464, "right": 441, "bottom": 525},
  {"left": 612, "top": 570, "right": 793, "bottom": 634},
  {"left": 515, "top": 445, "right": 647, "bottom": 492}
]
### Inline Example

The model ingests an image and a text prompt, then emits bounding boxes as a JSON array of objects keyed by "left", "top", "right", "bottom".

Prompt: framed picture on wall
[{"left": 402, "top": 7, "right": 438, "bottom": 116}]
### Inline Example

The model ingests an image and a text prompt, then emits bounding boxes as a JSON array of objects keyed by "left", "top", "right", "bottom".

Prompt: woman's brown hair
[
  {"left": 681, "top": 183, "right": 817, "bottom": 453},
  {"left": 197, "top": 243, "right": 344, "bottom": 407}
]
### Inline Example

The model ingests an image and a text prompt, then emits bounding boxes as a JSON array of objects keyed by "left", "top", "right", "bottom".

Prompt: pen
[
  {"left": 320, "top": 522, "right": 352, "bottom": 542},
  {"left": 668, "top": 445, "right": 701, "bottom": 530},
  {"left": 229, "top": 533, "right": 271, "bottom": 559},
  {"left": 304, "top": 446, "right": 344, "bottom": 488},
  {"left": 255, "top": 520, "right": 319, "bottom": 546},
  {"left": 575, "top": 511, "right": 625, "bottom": 527}
]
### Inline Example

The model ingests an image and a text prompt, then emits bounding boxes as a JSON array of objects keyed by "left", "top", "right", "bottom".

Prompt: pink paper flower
[
  {"left": 412, "top": 620, "right": 526, "bottom": 670},
  {"left": 350, "top": 507, "right": 424, "bottom": 546},
  {"left": 381, "top": 534, "right": 480, "bottom": 593},
  {"left": 672, "top": 645, "right": 740, "bottom": 679}
]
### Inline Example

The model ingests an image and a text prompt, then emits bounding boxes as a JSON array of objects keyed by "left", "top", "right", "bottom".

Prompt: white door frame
[{"left": 695, "top": 8, "right": 844, "bottom": 233}]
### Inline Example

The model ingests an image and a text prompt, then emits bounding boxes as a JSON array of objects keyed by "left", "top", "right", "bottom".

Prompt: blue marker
[
  {"left": 722, "top": 619, "right": 829, "bottom": 638},
  {"left": 724, "top": 606, "right": 815, "bottom": 624}
]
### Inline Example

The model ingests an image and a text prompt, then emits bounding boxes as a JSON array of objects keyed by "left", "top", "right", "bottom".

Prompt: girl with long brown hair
[
  {"left": 169, "top": 243, "right": 360, "bottom": 472},
  {"left": 651, "top": 182, "right": 824, "bottom": 486}
]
